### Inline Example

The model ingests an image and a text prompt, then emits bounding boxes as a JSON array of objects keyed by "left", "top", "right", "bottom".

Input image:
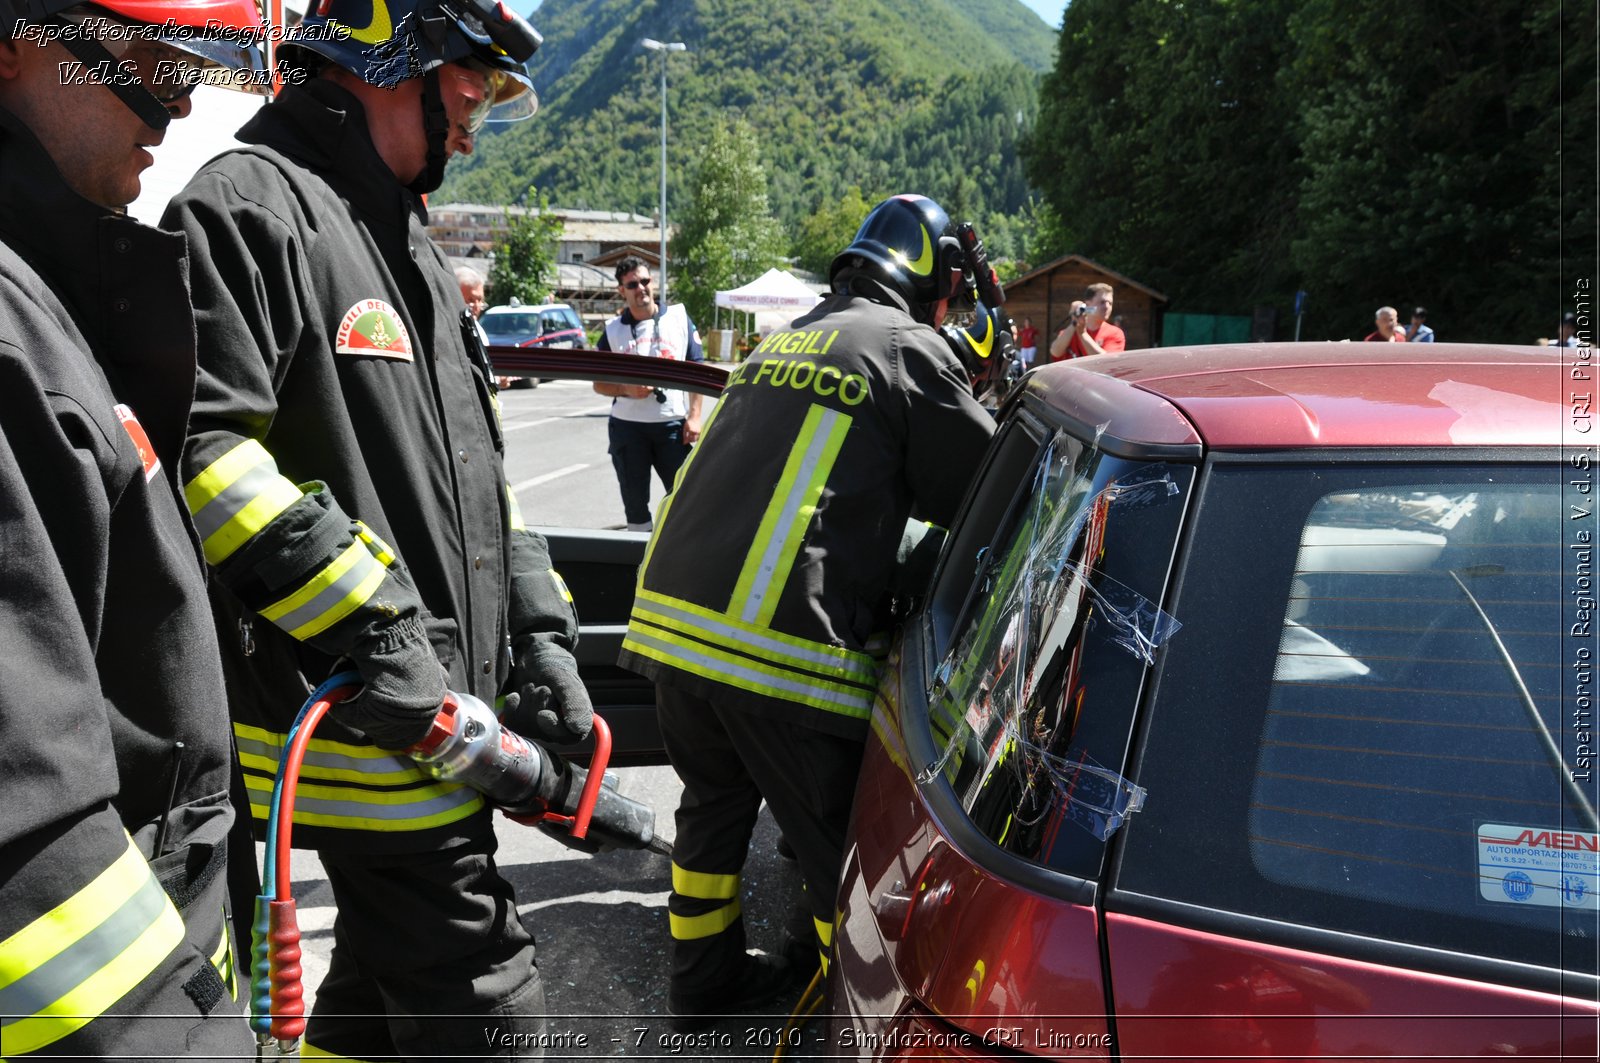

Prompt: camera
[{"left": 651, "top": 388, "right": 668, "bottom": 404}]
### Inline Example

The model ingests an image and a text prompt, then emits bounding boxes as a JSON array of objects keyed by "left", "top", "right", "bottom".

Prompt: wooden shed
[{"left": 1004, "top": 255, "right": 1168, "bottom": 353}]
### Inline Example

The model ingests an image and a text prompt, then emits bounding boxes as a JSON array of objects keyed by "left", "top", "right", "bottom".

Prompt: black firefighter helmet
[
  {"left": 830, "top": 194, "right": 966, "bottom": 324},
  {"left": 288, "top": 0, "right": 542, "bottom": 192}
]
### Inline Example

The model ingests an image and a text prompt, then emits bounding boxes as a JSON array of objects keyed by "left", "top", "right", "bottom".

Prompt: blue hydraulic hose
[{"left": 261, "top": 670, "right": 361, "bottom": 899}]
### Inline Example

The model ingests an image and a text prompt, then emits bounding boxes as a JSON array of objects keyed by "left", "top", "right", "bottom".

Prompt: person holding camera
[
  {"left": 1049, "top": 281, "right": 1126, "bottom": 360},
  {"left": 595, "top": 256, "right": 706, "bottom": 531}
]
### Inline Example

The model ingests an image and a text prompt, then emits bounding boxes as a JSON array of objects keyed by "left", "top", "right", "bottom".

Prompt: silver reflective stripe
[
  {"left": 640, "top": 596, "right": 874, "bottom": 680},
  {"left": 281, "top": 785, "right": 479, "bottom": 823},
  {"left": 265, "top": 548, "right": 385, "bottom": 636},
  {"left": 739, "top": 408, "right": 844, "bottom": 624},
  {"left": 0, "top": 865, "right": 171, "bottom": 1022},
  {"left": 188, "top": 460, "right": 285, "bottom": 544},
  {"left": 234, "top": 732, "right": 417, "bottom": 780},
  {"left": 626, "top": 625, "right": 872, "bottom": 716}
]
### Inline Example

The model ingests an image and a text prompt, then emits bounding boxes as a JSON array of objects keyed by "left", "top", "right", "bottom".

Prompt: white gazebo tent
[{"left": 714, "top": 268, "right": 823, "bottom": 334}]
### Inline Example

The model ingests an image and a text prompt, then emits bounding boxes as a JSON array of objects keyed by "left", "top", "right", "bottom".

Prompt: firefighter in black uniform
[
  {"left": 620, "top": 194, "right": 997, "bottom": 1028},
  {"left": 0, "top": 2, "right": 266, "bottom": 1056},
  {"left": 162, "top": 2, "right": 590, "bottom": 1058}
]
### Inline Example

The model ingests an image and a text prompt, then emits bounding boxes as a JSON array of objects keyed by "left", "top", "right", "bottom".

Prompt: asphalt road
[
  {"left": 277, "top": 380, "right": 835, "bottom": 1060},
  {"left": 497, "top": 377, "right": 676, "bottom": 531}
]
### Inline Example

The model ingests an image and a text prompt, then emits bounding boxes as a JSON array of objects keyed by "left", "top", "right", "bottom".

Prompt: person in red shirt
[
  {"left": 1364, "top": 305, "right": 1408, "bottom": 343},
  {"left": 1050, "top": 282, "right": 1127, "bottom": 360},
  {"left": 1016, "top": 315, "right": 1039, "bottom": 367}
]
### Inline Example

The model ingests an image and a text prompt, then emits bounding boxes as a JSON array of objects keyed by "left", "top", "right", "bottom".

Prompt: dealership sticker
[
  {"left": 1477, "top": 823, "right": 1599, "bottom": 908},
  {"left": 335, "top": 299, "right": 414, "bottom": 361}
]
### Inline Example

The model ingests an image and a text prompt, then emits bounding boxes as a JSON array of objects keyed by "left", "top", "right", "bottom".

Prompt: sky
[{"left": 515, "top": 1, "right": 1063, "bottom": 31}]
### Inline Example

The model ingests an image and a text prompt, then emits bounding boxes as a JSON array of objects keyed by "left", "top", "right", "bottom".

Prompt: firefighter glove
[
  {"left": 335, "top": 617, "right": 446, "bottom": 749},
  {"left": 508, "top": 637, "right": 593, "bottom": 744}
]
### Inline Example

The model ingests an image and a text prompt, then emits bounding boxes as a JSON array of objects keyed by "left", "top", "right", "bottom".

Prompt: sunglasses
[
  {"left": 59, "top": 13, "right": 205, "bottom": 104},
  {"left": 621, "top": 278, "right": 653, "bottom": 291}
]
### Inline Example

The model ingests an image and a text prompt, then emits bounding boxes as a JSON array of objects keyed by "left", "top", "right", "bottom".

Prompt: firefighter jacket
[
  {"left": 619, "top": 288, "right": 995, "bottom": 739},
  {"left": 163, "top": 80, "right": 577, "bottom": 854},
  {"left": 0, "top": 110, "right": 247, "bottom": 1056}
]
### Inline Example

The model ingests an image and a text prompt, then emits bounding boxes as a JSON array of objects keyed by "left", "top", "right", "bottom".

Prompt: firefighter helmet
[
  {"left": 0, "top": 1, "right": 269, "bottom": 128},
  {"left": 943, "top": 301, "right": 1014, "bottom": 385},
  {"left": 830, "top": 194, "right": 966, "bottom": 311},
  {"left": 288, "top": 0, "right": 539, "bottom": 123}
]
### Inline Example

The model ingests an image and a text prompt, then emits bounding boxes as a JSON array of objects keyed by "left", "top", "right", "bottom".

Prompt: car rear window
[
  {"left": 484, "top": 311, "right": 540, "bottom": 335},
  {"left": 1118, "top": 460, "right": 1598, "bottom": 979}
]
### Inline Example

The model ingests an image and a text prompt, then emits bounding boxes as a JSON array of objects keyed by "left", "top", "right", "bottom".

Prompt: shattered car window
[{"left": 922, "top": 429, "right": 1184, "bottom": 869}]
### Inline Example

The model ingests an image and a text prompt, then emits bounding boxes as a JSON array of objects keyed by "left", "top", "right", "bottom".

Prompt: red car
[{"left": 827, "top": 343, "right": 1599, "bottom": 1060}]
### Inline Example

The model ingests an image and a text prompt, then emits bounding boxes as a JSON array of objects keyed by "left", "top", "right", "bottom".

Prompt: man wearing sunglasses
[
  {"left": 163, "top": 2, "right": 590, "bottom": 1058},
  {"left": 595, "top": 256, "right": 706, "bottom": 531},
  {"left": 0, "top": 1, "right": 266, "bottom": 1056}
]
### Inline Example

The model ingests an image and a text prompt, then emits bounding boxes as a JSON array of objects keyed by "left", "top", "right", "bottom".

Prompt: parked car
[
  {"left": 483, "top": 301, "right": 586, "bottom": 388},
  {"left": 496, "top": 341, "right": 1597, "bottom": 1055},
  {"left": 826, "top": 342, "right": 1597, "bottom": 1059}
]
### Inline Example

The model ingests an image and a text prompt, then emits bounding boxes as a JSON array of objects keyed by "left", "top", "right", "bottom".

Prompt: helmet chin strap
[
  {"left": 57, "top": 28, "right": 171, "bottom": 131},
  {"left": 409, "top": 68, "right": 450, "bottom": 196}
]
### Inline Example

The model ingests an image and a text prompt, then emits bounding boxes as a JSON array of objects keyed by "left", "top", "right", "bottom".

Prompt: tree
[
  {"left": 1285, "top": 0, "right": 1593, "bottom": 341},
  {"left": 792, "top": 186, "right": 872, "bottom": 277},
  {"left": 488, "top": 187, "right": 563, "bottom": 306},
  {"left": 671, "top": 117, "right": 787, "bottom": 328},
  {"left": 1026, "top": 0, "right": 1301, "bottom": 313}
]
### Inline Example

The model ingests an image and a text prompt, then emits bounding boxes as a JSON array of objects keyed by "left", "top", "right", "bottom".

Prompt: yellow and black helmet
[
  {"left": 291, "top": 0, "right": 539, "bottom": 122},
  {"left": 830, "top": 194, "right": 966, "bottom": 311}
]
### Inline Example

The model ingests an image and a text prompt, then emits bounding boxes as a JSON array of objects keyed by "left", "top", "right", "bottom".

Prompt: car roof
[
  {"left": 483, "top": 303, "right": 573, "bottom": 315},
  {"left": 1026, "top": 342, "right": 1569, "bottom": 451}
]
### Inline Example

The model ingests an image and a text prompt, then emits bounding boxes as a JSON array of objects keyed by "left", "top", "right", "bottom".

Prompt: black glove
[
  {"left": 334, "top": 618, "right": 446, "bottom": 749},
  {"left": 506, "top": 637, "right": 593, "bottom": 744}
]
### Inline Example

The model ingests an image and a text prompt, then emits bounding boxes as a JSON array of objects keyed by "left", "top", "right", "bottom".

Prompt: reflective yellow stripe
[
  {"left": 185, "top": 439, "right": 303, "bottom": 565},
  {"left": 235, "top": 724, "right": 429, "bottom": 787},
  {"left": 671, "top": 864, "right": 739, "bottom": 901},
  {"left": 813, "top": 916, "right": 833, "bottom": 948},
  {"left": 730, "top": 405, "right": 851, "bottom": 628},
  {"left": 623, "top": 620, "right": 875, "bottom": 719},
  {"left": 633, "top": 588, "right": 878, "bottom": 682},
  {"left": 668, "top": 900, "right": 741, "bottom": 941},
  {"left": 353, "top": 520, "right": 396, "bottom": 566},
  {"left": 240, "top": 773, "right": 483, "bottom": 833},
  {"left": 0, "top": 834, "right": 184, "bottom": 1054},
  {"left": 548, "top": 569, "right": 572, "bottom": 604},
  {"left": 258, "top": 540, "right": 387, "bottom": 641},
  {"left": 209, "top": 919, "right": 236, "bottom": 1001},
  {"left": 506, "top": 482, "right": 526, "bottom": 531},
  {"left": 303, "top": 1042, "right": 382, "bottom": 1061}
]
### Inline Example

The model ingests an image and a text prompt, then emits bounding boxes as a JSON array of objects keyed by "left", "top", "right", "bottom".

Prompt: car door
[
  {"left": 1105, "top": 453, "right": 1600, "bottom": 1059},
  {"left": 489, "top": 344, "right": 728, "bottom": 763}
]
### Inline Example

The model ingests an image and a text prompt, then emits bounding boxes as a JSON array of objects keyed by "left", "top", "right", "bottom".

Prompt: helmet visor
[{"left": 476, "top": 59, "right": 537, "bottom": 126}]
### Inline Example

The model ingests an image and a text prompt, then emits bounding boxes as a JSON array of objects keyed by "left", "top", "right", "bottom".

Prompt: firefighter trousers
[
  {"left": 657, "top": 684, "right": 865, "bottom": 994},
  {"left": 303, "top": 822, "right": 545, "bottom": 1061}
]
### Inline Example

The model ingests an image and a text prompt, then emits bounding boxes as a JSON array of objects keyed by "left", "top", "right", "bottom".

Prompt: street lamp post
[{"left": 641, "top": 38, "right": 687, "bottom": 304}]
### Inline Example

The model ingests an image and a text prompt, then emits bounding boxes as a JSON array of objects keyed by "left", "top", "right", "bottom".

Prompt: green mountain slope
[{"left": 439, "top": 0, "right": 1053, "bottom": 233}]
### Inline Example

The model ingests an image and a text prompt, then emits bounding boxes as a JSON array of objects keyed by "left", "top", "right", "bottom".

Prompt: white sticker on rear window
[{"left": 1478, "top": 823, "right": 1599, "bottom": 908}]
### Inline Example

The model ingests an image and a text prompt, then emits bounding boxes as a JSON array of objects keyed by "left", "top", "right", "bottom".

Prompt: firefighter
[
  {"left": 619, "top": 194, "right": 997, "bottom": 1029},
  {"left": 161, "top": 2, "right": 590, "bottom": 1057},
  {"left": 0, "top": 1, "right": 266, "bottom": 1056}
]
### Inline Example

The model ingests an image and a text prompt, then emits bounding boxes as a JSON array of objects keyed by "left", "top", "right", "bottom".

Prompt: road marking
[
  {"left": 502, "top": 402, "right": 613, "bottom": 432},
  {"left": 517, "top": 889, "right": 667, "bottom": 912},
  {"left": 511, "top": 463, "right": 591, "bottom": 493}
]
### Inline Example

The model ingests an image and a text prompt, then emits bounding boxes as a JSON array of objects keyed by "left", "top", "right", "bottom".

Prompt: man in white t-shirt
[{"left": 595, "top": 257, "right": 705, "bottom": 530}]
